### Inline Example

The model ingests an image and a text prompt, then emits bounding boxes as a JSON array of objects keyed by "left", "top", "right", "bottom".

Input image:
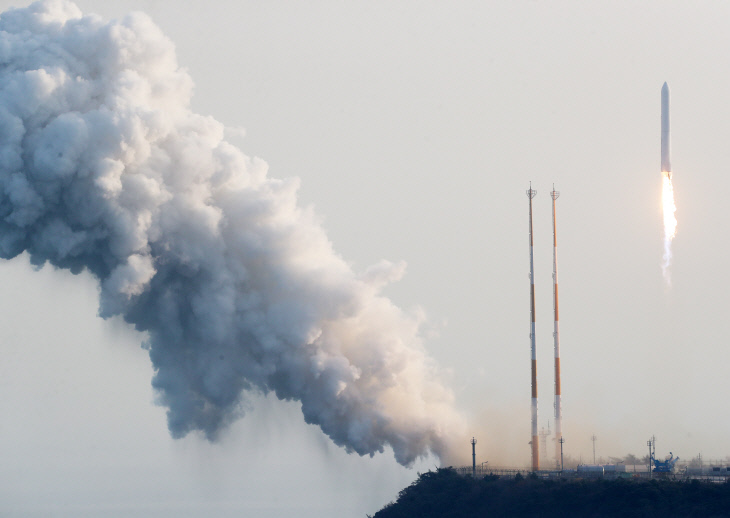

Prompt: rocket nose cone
[{"left": 662, "top": 82, "right": 669, "bottom": 92}]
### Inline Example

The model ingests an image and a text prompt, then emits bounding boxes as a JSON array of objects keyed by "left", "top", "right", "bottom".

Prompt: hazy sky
[{"left": 2, "top": 1, "right": 730, "bottom": 516}]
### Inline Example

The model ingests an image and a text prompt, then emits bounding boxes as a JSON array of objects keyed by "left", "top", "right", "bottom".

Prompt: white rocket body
[{"left": 661, "top": 82, "right": 671, "bottom": 177}]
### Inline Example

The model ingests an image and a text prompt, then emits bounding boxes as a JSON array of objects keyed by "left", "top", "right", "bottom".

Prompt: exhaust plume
[
  {"left": 0, "top": 0, "right": 463, "bottom": 465},
  {"left": 661, "top": 173, "right": 677, "bottom": 285}
]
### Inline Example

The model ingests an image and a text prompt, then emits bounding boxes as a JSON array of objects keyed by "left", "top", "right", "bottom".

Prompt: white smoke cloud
[{"left": 0, "top": 0, "right": 464, "bottom": 465}]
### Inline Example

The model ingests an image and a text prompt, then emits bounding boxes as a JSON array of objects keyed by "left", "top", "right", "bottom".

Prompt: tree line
[{"left": 370, "top": 467, "right": 730, "bottom": 517}]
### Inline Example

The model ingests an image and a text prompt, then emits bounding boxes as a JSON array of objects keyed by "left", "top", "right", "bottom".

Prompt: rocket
[{"left": 661, "top": 82, "right": 671, "bottom": 178}]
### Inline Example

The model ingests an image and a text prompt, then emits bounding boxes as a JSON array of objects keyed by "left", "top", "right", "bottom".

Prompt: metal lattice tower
[
  {"left": 551, "top": 185, "right": 562, "bottom": 469},
  {"left": 538, "top": 422, "right": 552, "bottom": 464},
  {"left": 471, "top": 438, "right": 477, "bottom": 478},
  {"left": 527, "top": 183, "right": 539, "bottom": 471},
  {"left": 591, "top": 434, "right": 598, "bottom": 464}
]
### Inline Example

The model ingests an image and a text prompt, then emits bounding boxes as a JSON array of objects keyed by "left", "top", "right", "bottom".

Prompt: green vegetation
[{"left": 371, "top": 468, "right": 730, "bottom": 517}]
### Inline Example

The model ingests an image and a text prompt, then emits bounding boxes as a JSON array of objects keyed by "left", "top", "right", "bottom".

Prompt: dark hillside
[{"left": 371, "top": 468, "right": 730, "bottom": 518}]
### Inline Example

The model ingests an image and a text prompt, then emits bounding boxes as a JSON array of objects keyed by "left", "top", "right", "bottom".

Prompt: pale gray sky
[{"left": 2, "top": 1, "right": 730, "bottom": 516}]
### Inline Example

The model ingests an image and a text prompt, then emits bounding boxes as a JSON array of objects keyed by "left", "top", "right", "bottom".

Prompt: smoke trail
[
  {"left": 0, "top": 0, "right": 463, "bottom": 465},
  {"left": 661, "top": 174, "right": 677, "bottom": 285}
]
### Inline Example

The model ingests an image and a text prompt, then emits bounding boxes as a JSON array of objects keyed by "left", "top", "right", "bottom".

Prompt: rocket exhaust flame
[
  {"left": 0, "top": 0, "right": 464, "bottom": 466},
  {"left": 661, "top": 173, "right": 677, "bottom": 285}
]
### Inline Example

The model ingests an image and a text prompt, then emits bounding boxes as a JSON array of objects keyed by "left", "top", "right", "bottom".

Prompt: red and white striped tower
[
  {"left": 551, "top": 185, "right": 562, "bottom": 469},
  {"left": 527, "top": 183, "right": 539, "bottom": 471}
]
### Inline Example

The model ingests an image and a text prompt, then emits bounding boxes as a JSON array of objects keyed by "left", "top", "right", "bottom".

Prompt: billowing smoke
[{"left": 0, "top": 0, "right": 463, "bottom": 465}]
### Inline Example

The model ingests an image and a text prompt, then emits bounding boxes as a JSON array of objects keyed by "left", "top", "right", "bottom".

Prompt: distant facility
[{"left": 462, "top": 84, "right": 691, "bottom": 480}]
